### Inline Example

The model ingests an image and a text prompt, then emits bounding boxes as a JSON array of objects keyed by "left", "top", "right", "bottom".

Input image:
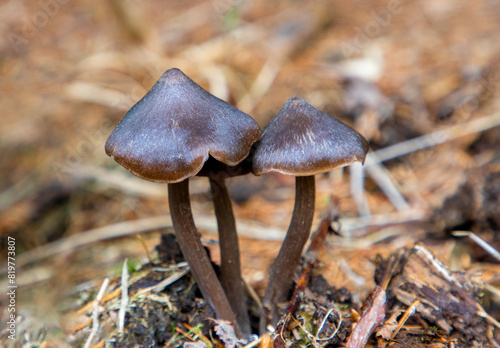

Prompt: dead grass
[{"left": 0, "top": 0, "right": 499, "bottom": 346}]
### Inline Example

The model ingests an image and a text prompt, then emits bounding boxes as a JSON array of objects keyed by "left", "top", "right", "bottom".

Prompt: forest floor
[{"left": 0, "top": 0, "right": 499, "bottom": 347}]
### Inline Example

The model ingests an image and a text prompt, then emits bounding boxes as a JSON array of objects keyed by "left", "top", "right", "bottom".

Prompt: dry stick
[
  {"left": 484, "top": 283, "right": 500, "bottom": 300},
  {"left": 452, "top": 231, "right": 500, "bottom": 263},
  {"left": 476, "top": 302, "right": 500, "bottom": 330},
  {"left": 209, "top": 177, "right": 251, "bottom": 338},
  {"left": 13, "top": 216, "right": 173, "bottom": 269},
  {"left": 362, "top": 112, "right": 500, "bottom": 212},
  {"left": 362, "top": 112, "right": 500, "bottom": 214},
  {"left": 365, "top": 111, "right": 500, "bottom": 166},
  {"left": 273, "top": 200, "right": 337, "bottom": 348},
  {"left": 83, "top": 277, "right": 110, "bottom": 348},
  {"left": 7, "top": 215, "right": 286, "bottom": 275},
  {"left": 345, "top": 286, "right": 386, "bottom": 348},
  {"left": 363, "top": 154, "right": 410, "bottom": 212},
  {"left": 316, "top": 307, "right": 342, "bottom": 341},
  {"left": 350, "top": 162, "right": 371, "bottom": 217},
  {"left": 8, "top": 208, "right": 425, "bottom": 278},
  {"left": 118, "top": 259, "right": 129, "bottom": 335},
  {"left": 136, "top": 266, "right": 189, "bottom": 296},
  {"left": 261, "top": 175, "right": 315, "bottom": 333},
  {"left": 390, "top": 299, "right": 420, "bottom": 341},
  {"left": 168, "top": 180, "right": 241, "bottom": 338}
]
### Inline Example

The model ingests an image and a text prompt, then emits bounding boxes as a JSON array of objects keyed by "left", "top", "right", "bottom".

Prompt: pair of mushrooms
[{"left": 105, "top": 68, "right": 368, "bottom": 338}]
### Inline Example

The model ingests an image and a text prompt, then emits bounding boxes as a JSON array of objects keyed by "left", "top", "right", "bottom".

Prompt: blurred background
[{"left": 1, "top": 0, "right": 499, "bottom": 345}]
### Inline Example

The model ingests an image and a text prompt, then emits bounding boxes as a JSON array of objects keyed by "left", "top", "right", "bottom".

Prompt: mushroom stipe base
[
  {"left": 167, "top": 179, "right": 242, "bottom": 337},
  {"left": 260, "top": 175, "right": 316, "bottom": 332}
]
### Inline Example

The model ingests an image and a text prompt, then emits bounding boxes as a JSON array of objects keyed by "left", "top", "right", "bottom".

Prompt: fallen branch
[{"left": 346, "top": 286, "right": 386, "bottom": 348}]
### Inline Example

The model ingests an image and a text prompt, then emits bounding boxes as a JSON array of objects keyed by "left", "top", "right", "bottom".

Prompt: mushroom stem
[
  {"left": 209, "top": 178, "right": 251, "bottom": 338},
  {"left": 260, "top": 175, "right": 315, "bottom": 333},
  {"left": 168, "top": 180, "right": 242, "bottom": 337}
]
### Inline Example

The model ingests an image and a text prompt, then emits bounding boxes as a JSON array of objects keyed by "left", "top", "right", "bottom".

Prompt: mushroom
[
  {"left": 105, "top": 68, "right": 259, "bottom": 337},
  {"left": 252, "top": 97, "right": 369, "bottom": 330},
  {"left": 197, "top": 155, "right": 254, "bottom": 337}
]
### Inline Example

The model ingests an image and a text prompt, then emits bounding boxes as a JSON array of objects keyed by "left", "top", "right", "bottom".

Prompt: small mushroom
[
  {"left": 105, "top": 68, "right": 259, "bottom": 337},
  {"left": 252, "top": 97, "right": 369, "bottom": 330}
]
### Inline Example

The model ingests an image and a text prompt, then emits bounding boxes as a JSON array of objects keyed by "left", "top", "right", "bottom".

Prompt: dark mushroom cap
[
  {"left": 105, "top": 68, "right": 261, "bottom": 183},
  {"left": 252, "top": 97, "right": 369, "bottom": 176}
]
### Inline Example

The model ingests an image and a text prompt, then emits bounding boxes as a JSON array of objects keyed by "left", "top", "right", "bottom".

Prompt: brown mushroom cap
[
  {"left": 105, "top": 68, "right": 261, "bottom": 183},
  {"left": 252, "top": 97, "right": 369, "bottom": 176}
]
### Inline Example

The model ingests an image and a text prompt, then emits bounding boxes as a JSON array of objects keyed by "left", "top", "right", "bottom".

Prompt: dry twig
[
  {"left": 118, "top": 260, "right": 129, "bottom": 335},
  {"left": 452, "top": 230, "right": 500, "bottom": 263},
  {"left": 390, "top": 299, "right": 420, "bottom": 341},
  {"left": 83, "top": 278, "right": 110, "bottom": 348},
  {"left": 365, "top": 111, "right": 500, "bottom": 165},
  {"left": 346, "top": 286, "right": 386, "bottom": 348}
]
